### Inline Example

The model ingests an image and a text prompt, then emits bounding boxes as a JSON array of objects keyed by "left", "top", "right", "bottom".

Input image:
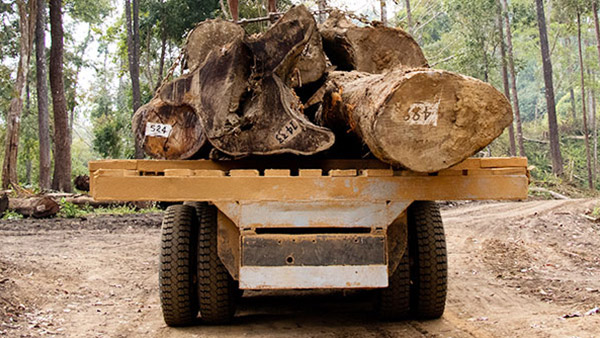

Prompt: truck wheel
[
  {"left": 187, "top": 202, "right": 238, "bottom": 324},
  {"left": 159, "top": 204, "right": 199, "bottom": 326},
  {"left": 376, "top": 251, "right": 410, "bottom": 320},
  {"left": 408, "top": 201, "right": 447, "bottom": 319}
]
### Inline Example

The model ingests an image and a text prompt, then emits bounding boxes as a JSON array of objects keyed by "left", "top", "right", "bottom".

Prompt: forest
[{"left": 0, "top": 0, "right": 599, "bottom": 195}]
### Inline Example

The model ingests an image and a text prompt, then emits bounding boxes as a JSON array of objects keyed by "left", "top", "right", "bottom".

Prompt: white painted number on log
[
  {"left": 145, "top": 123, "right": 173, "bottom": 138},
  {"left": 275, "top": 120, "right": 301, "bottom": 144},
  {"left": 402, "top": 98, "right": 440, "bottom": 126}
]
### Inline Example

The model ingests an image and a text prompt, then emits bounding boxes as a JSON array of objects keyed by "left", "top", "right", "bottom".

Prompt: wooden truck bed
[{"left": 89, "top": 157, "right": 528, "bottom": 202}]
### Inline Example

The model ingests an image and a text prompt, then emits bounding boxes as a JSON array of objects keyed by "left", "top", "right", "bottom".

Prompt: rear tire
[
  {"left": 377, "top": 251, "right": 410, "bottom": 320},
  {"left": 408, "top": 201, "right": 447, "bottom": 319},
  {"left": 159, "top": 204, "right": 199, "bottom": 326},
  {"left": 190, "top": 202, "right": 238, "bottom": 324}
]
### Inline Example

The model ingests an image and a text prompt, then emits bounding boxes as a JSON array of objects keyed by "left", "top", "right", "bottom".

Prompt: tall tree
[
  {"left": 35, "top": 0, "right": 50, "bottom": 190},
  {"left": 317, "top": 0, "right": 327, "bottom": 24},
  {"left": 405, "top": 0, "right": 412, "bottom": 33},
  {"left": 500, "top": 0, "right": 525, "bottom": 157},
  {"left": 49, "top": 0, "right": 71, "bottom": 192},
  {"left": 535, "top": 0, "right": 563, "bottom": 175},
  {"left": 380, "top": 0, "right": 387, "bottom": 26},
  {"left": 125, "top": 0, "right": 143, "bottom": 158},
  {"left": 496, "top": 0, "right": 516, "bottom": 156},
  {"left": 576, "top": 11, "right": 593, "bottom": 189},
  {"left": 2, "top": 0, "right": 36, "bottom": 189}
]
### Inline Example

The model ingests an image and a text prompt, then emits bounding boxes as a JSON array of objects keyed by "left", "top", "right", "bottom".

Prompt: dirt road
[{"left": 1, "top": 200, "right": 600, "bottom": 337}]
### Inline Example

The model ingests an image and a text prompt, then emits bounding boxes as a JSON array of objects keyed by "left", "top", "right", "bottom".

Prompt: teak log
[
  {"left": 0, "top": 193, "right": 7, "bottom": 216},
  {"left": 132, "top": 98, "right": 206, "bottom": 160},
  {"left": 320, "top": 10, "right": 428, "bottom": 73},
  {"left": 318, "top": 69, "right": 513, "bottom": 172},
  {"left": 74, "top": 175, "right": 90, "bottom": 192},
  {"left": 9, "top": 196, "right": 60, "bottom": 218},
  {"left": 184, "top": 19, "right": 245, "bottom": 70},
  {"left": 159, "top": 34, "right": 334, "bottom": 157}
]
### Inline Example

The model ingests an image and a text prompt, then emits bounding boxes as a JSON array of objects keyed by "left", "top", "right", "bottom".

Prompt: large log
[
  {"left": 320, "top": 10, "right": 428, "bottom": 73},
  {"left": 132, "top": 98, "right": 206, "bottom": 160},
  {"left": 318, "top": 69, "right": 513, "bottom": 172},
  {"left": 159, "top": 22, "right": 335, "bottom": 157},
  {"left": 184, "top": 19, "right": 245, "bottom": 70},
  {"left": 0, "top": 193, "right": 7, "bottom": 217},
  {"left": 8, "top": 196, "right": 60, "bottom": 218}
]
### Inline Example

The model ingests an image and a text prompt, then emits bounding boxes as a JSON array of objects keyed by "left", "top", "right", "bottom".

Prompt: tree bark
[
  {"left": 534, "top": 0, "right": 563, "bottom": 175},
  {"left": 380, "top": 0, "right": 387, "bottom": 26},
  {"left": 125, "top": 0, "right": 144, "bottom": 158},
  {"left": 496, "top": 1, "right": 516, "bottom": 156},
  {"left": 405, "top": 0, "right": 412, "bottom": 33},
  {"left": 577, "top": 12, "right": 593, "bottom": 189},
  {"left": 320, "top": 10, "right": 428, "bottom": 73},
  {"left": 49, "top": 0, "right": 72, "bottom": 192},
  {"left": 227, "top": 0, "right": 238, "bottom": 22},
  {"left": 318, "top": 69, "right": 513, "bottom": 172},
  {"left": 500, "top": 0, "right": 525, "bottom": 157},
  {"left": 317, "top": 0, "right": 327, "bottom": 24},
  {"left": 35, "top": 0, "right": 50, "bottom": 190},
  {"left": 132, "top": 98, "right": 207, "bottom": 159},
  {"left": 9, "top": 196, "right": 60, "bottom": 218},
  {"left": 2, "top": 0, "right": 36, "bottom": 190}
]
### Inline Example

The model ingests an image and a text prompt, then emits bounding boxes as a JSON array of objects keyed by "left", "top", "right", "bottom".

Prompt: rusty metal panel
[
  {"left": 91, "top": 174, "right": 529, "bottom": 202},
  {"left": 241, "top": 234, "right": 386, "bottom": 266},
  {"left": 214, "top": 201, "right": 410, "bottom": 229},
  {"left": 386, "top": 212, "right": 408, "bottom": 275},
  {"left": 239, "top": 265, "right": 388, "bottom": 289}
]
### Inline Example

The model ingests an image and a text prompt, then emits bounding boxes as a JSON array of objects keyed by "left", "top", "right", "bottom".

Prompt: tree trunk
[
  {"left": 8, "top": 196, "right": 60, "bottom": 218},
  {"left": 317, "top": 69, "right": 513, "bottom": 172},
  {"left": 154, "top": 26, "right": 167, "bottom": 92},
  {"left": 2, "top": 0, "right": 36, "bottom": 190},
  {"left": 317, "top": 0, "right": 327, "bottom": 24},
  {"left": 405, "top": 0, "right": 412, "bottom": 33},
  {"left": 227, "top": 0, "right": 238, "bottom": 22},
  {"left": 132, "top": 98, "right": 207, "bottom": 159},
  {"left": 577, "top": 12, "right": 593, "bottom": 189},
  {"left": 125, "top": 0, "right": 144, "bottom": 159},
  {"left": 497, "top": 1, "right": 516, "bottom": 156},
  {"left": 69, "top": 24, "right": 92, "bottom": 146},
  {"left": 500, "top": 0, "right": 525, "bottom": 157},
  {"left": 380, "top": 0, "right": 387, "bottom": 26},
  {"left": 49, "top": 0, "right": 72, "bottom": 192},
  {"left": 320, "top": 10, "right": 428, "bottom": 73},
  {"left": 35, "top": 0, "right": 51, "bottom": 190},
  {"left": 570, "top": 87, "right": 577, "bottom": 125},
  {"left": 534, "top": 0, "right": 563, "bottom": 175}
]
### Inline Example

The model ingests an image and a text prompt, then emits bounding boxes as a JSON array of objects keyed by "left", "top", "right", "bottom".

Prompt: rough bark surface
[
  {"left": 183, "top": 19, "right": 245, "bottom": 70},
  {"left": 35, "top": 0, "right": 50, "bottom": 190},
  {"left": 49, "top": 0, "right": 72, "bottom": 192},
  {"left": 320, "top": 10, "right": 428, "bottom": 73},
  {"left": 535, "top": 0, "right": 563, "bottom": 175},
  {"left": 9, "top": 196, "right": 60, "bottom": 218},
  {"left": 2, "top": 0, "right": 35, "bottom": 189},
  {"left": 318, "top": 69, "right": 513, "bottom": 172},
  {"left": 132, "top": 98, "right": 206, "bottom": 159}
]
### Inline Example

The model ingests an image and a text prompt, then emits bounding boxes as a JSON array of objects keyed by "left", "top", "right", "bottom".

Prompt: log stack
[{"left": 132, "top": 6, "right": 513, "bottom": 172}]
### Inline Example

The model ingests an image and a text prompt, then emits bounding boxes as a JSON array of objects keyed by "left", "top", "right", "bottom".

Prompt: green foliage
[
  {"left": 58, "top": 198, "right": 91, "bottom": 218},
  {"left": 1, "top": 210, "right": 23, "bottom": 220}
]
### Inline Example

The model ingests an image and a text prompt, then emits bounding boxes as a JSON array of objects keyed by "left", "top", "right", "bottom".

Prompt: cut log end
[
  {"left": 375, "top": 70, "right": 512, "bottom": 171},
  {"left": 133, "top": 100, "right": 206, "bottom": 160},
  {"left": 184, "top": 19, "right": 245, "bottom": 70}
]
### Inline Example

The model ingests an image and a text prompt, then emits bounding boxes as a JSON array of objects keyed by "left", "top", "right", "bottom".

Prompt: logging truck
[{"left": 89, "top": 156, "right": 529, "bottom": 325}]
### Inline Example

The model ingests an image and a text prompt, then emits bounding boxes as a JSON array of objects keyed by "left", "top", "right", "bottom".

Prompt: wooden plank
[
  {"left": 329, "top": 169, "right": 357, "bottom": 177},
  {"left": 229, "top": 170, "right": 260, "bottom": 177},
  {"left": 480, "top": 157, "right": 527, "bottom": 168},
  {"left": 299, "top": 169, "right": 322, "bottom": 177},
  {"left": 89, "top": 160, "right": 138, "bottom": 172},
  {"left": 360, "top": 169, "right": 394, "bottom": 177},
  {"left": 446, "top": 158, "right": 482, "bottom": 170},
  {"left": 264, "top": 169, "right": 291, "bottom": 177},
  {"left": 91, "top": 175, "right": 529, "bottom": 202},
  {"left": 164, "top": 169, "right": 194, "bottom": 177},
  {"left": 194, "top": 170, "right": 226, "bottom": 177}
]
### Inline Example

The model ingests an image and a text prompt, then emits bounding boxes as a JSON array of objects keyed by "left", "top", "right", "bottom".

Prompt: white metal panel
[{"left": 239, "top": 265, "right": 388, "bottom": 289}]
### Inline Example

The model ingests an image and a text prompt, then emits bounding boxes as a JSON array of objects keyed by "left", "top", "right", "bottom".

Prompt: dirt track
[{"left": 1, "top": 200, "right": 600, "bottom": 337}]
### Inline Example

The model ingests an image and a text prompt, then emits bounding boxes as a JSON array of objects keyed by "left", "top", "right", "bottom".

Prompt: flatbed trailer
[{"left": 89, "top": 157, "right": 529, "bottom": 325}]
